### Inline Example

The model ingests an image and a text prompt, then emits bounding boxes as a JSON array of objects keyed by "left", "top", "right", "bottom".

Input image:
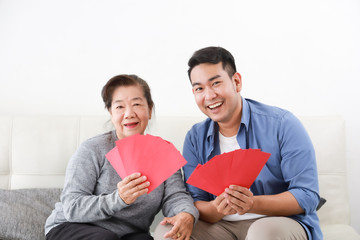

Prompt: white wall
[{"left": 1, "top": 0, "right": 359, "bottom": 233}]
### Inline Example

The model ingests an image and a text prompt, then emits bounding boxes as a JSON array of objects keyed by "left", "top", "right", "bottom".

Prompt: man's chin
[{"left": 202, "top": 111, "right": 223, "bottom": 123}]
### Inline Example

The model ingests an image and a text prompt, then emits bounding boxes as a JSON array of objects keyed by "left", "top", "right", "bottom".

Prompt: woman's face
[{"left": 109, "top": 85, "right": 152, "bottom": 140}]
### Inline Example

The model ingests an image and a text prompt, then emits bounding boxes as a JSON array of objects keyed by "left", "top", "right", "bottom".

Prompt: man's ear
[{"left": 233, "top": 72, "right": 242, "bottom": 92}]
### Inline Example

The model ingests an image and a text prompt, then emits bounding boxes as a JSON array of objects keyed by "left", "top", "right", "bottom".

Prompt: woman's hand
[
  {"left": 161, "top": 212, "right": 194, "bottom": 240},
  {"left": 117, "top": 172, "right": 150, "bottom": 205}
]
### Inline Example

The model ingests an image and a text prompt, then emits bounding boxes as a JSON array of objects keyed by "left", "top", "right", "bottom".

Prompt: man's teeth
[{"left": 208, "top": 102, "right": 222, "bottom": 109}]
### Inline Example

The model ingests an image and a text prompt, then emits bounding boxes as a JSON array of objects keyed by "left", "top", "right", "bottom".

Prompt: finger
[
  {"left": 163, "top": 226, "right": 179, "bottom": 239},
  {"left": 130, "top": 180, "right": 150, "bottom": 194},
  {"left": 216, "top": 197, "right": 234, "bottom": 215},
  {"left": 225, "top": 187, "right": 252, "bottom": 203},
  {"left": 122, "top": 172, "right": 142, "bottom": 184},
  {"left": 160, "top": 217, "right": 173, "bottom": 225},
  {"left": 225, "top": 191, "right": 253, "bottom": 214},
  {"left": 119, "top": 176, "right": 148, "bottom": 194},
  {"left": 127, "top": 175, "right": 148, "bottom": 189},
  {"left": 228, "top": 185, "right": 253, "bottom": 197},
  {"left": 212, "top": 193, "right": 225, "bottom": 207},
  {"left": 117, "top": 176, "right": 149, "bottom": 205}
]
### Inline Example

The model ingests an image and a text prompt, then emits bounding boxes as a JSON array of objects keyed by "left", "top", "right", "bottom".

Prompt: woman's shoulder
[{"left": 80, "top": 130, "right": 116, "bottom": 150}]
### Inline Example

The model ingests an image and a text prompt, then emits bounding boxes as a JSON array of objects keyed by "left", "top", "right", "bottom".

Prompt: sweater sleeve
[
  {"left": 161, "top": 170, "right": 199, "bottom": 222},
  {"left": 60, "top": 140, "right": 128, "bottom": 222}
]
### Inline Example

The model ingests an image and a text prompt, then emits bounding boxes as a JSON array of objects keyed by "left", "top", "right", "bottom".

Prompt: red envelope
[
  {"left": 106, "top": 134, "right": 187, "bottom": 193},
  {"left": 186, "top": 149, "right": 270, "bottom": 196}
]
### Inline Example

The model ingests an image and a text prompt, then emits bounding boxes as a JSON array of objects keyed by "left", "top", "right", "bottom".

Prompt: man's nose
[{"left": 204, "top": 87, "right": 217, "bottom": 100}]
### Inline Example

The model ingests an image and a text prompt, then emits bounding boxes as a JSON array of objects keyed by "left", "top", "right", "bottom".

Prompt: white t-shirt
[{"left": 219, "top": 131, "right": 266, "bottom": 221}]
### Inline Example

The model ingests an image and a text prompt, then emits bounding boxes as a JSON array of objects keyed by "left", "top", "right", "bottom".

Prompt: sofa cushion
[{"left": 0, "top": 188, "right": 62, "bottom": 240}]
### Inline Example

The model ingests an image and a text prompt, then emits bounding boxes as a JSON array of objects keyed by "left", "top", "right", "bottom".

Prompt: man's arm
[
  {"left": 195, "top": 201, "right": 224, "bottom": 223},
  {"left": 251, "top": 192, "right": 304, "bottom": 215},
  {"left": 224, "top": 185, "right": 304, "bottom": 216}
]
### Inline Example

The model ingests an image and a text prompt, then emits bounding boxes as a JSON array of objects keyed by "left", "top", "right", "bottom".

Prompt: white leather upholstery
[{"left": 0, "top": 115, "right": 358, "bottom": 238}]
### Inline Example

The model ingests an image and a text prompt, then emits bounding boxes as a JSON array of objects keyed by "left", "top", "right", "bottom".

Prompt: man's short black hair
[{"left": 187, "top": 46, "right": 237, "bottom": 81}]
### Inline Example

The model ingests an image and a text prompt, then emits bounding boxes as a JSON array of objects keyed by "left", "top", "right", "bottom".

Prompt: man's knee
[{"left": 246, "top": 217, "right": 307, "bottom": 240}]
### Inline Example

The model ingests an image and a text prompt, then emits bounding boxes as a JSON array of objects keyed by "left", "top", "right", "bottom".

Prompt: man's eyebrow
[
  {"left": 208, "top": 75, "right": 221, "bottom": 82},
  {"left": 191, "top": 74, "right": 221, "bottom": 87}
]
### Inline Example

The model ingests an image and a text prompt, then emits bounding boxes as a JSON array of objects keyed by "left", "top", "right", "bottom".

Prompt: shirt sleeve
[
  {"left": 61, "top": 141, "right": 128, "bottom": 222},
  {"left": 182, "top": 130, "right": 214, "bottom": 202},
  {"left": 279, "top": 112, "right": 321, "bottom": 215}
]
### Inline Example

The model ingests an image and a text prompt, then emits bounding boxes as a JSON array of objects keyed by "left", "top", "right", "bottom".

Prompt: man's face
[{"left": 190, "top": 62, "right": 242, "bottom": 125}]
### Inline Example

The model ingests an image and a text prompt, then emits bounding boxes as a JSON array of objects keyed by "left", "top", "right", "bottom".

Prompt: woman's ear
[{"left": 149, "top": 108, "right": 153, "bottom": 120}]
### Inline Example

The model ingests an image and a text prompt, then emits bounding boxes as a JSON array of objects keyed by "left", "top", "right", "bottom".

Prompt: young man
[{"left": 183, "top": 46, "right": 322, "bottom": 240}]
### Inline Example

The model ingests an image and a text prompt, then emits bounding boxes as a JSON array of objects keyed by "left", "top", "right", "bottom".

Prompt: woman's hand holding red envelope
[{"left": 117, "top": 172, "right": 150, "bottom": 205}]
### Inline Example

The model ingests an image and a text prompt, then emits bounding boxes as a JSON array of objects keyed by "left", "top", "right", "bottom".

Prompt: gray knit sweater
[{"left": 45, "top": 130, "right": 199, "bottom": 237}]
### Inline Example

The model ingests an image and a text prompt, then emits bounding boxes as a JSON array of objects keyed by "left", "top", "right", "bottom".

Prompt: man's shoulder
[{"left": 245, "top": 98, "right": 291, "bottom": 119}]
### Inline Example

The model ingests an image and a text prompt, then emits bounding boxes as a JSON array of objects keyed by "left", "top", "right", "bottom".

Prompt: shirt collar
[{"left": 240, "top": 97, "right": 250, "bottom": 132}]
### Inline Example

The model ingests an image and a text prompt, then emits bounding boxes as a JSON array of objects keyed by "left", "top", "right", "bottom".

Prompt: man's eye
[
  {"left": 195, "top": 87, "right": 203, "bottom": 92},
  {"left": 213, "top": 81, "right": 220, "bottom": 86}
]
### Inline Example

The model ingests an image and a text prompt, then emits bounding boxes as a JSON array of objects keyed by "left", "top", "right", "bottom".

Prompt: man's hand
[
  {"left": 161, "top": 212, "right": 194, "bottom": 240},
  {"left": 223, "top": 185, "right": 254, "bottom": 215},
  {"left": 117, "top": 172, "right": 150, "bottom": 205},
  {"left": 212, "top": 193, "right": 237, "bottom": 216}
]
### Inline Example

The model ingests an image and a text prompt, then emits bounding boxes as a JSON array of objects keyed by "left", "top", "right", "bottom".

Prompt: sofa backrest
[{"left": 0, "top": 115, "right": 349, "bottom": 227}]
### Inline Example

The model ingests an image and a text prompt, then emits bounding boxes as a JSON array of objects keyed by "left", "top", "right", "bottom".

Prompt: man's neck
[{"left": 218, "top": 109, "right": 242, "bottom": 137}]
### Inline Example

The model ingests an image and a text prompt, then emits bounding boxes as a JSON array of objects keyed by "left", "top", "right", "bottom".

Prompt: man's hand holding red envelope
[{"left": 185, "top": 148, "right": 270, "bottom": 223}]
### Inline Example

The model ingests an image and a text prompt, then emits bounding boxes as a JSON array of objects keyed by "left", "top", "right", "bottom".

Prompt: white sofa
[{"left": 0, "top": 115, "right": 359, "bottom": 240}]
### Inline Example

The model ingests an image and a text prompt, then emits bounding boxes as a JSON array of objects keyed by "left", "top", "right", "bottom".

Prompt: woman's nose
[{"left": 124, "top": 107, "right": 136, "bottom": 118}]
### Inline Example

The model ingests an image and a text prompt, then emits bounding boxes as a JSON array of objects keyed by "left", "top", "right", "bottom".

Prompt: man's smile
[{"left": 207, "top": 101, "right": 223, "bottom": 110}]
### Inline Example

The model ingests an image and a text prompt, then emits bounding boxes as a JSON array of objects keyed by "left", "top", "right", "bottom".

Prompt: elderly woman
[{"left": 45, "top": 74, "right": 198, "bottom": 240}]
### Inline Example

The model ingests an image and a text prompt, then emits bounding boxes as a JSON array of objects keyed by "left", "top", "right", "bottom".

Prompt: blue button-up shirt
[{"left": 183, "top": 97, "right": 322, "bottom": 240}]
